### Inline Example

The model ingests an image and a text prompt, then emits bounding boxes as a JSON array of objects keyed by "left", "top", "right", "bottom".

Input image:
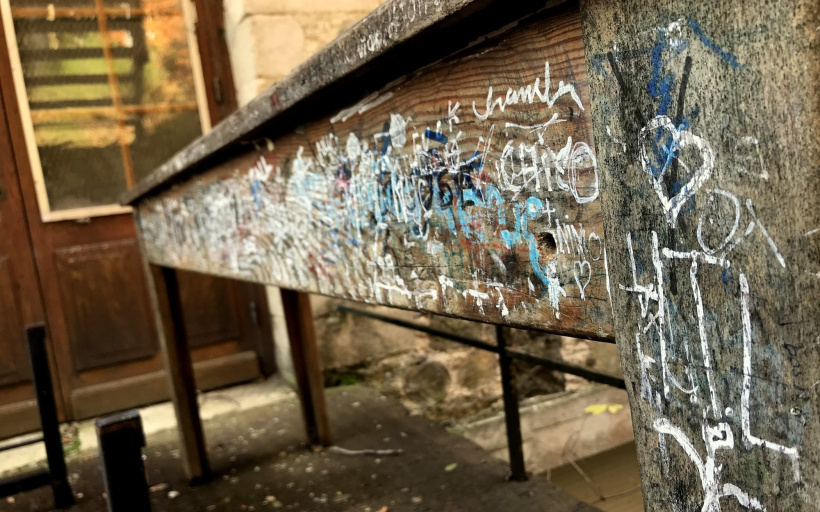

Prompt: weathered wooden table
[{"left": 123, "top": 0, "right": 819, "bottom": 509}]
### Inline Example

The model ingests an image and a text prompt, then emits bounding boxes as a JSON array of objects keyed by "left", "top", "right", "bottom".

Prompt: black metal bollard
[
  {"left": 26, "top": 324, "right": 75, "bottom": 508},
  {"left": 96, "top": 410, "right": 151, "bottom": 512}
]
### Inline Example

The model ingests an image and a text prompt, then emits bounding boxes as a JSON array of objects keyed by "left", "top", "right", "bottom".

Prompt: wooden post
[
  {"left": 279, "top": 289, "right": 331, "bottom": 447},
  {"left": 581, "top": 1, "right": 819, "bottom": 509},
  {"left": 96, "top": 410, "right": 150, "bottom": 511},
  {"left": 146, "top": 264, "right": 209, "bottom": 483}
]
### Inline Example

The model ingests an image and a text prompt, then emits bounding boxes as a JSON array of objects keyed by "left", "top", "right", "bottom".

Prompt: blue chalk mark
[
  {"left": 521, "top": 198, "right": 552, "bottom": 288},
  {"left": 648, "top": 28, "right": 676, "bottom": 116},
  {"left": 688, "top": 18, "right": 743, "bottom": 70},
  {"left": 644, "top": 124, "right": 679, "bottom": 177},
  {"left": 250, "top": 180, "right": 262, "bottom": 208},
  {"left": 425, "top": 129, "right": 448, "bottom": 144},
  {"left": 465, "top": 150, "right": 483, "bottom": 171},
  {"left": 500, "top": 204, "right": 523, "bottom": 249}
]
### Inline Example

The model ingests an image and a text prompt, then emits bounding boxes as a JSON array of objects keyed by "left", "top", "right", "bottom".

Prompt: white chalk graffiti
[
  {"left": 473, "top": 61, "right": 585, "bottom": 120},
  {"left": 639, "top": 115, "right": 714, "bottom": 228},
  {"left": 139, "top": 59, "right": 610, "bottom": 326},
  {"left": 619, "top": 80, "right": 800, "bottom": 512}
]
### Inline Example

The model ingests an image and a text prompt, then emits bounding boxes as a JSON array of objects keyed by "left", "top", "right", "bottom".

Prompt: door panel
[
  {"left": 54, "top": 239, "right": 157, "bottom": 371},
  {"left": 0, "top": 256, "right": 32, "bottom": 387},
  {"left": 178, "top": 271, "right": 241, "bottom": 349}
]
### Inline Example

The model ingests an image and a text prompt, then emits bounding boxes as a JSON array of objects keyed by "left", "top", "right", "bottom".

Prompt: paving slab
[{"left": 2, "top": 385, "right": 599, "bottom": 512}]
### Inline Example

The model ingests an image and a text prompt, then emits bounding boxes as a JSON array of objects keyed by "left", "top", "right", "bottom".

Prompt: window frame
[{"left": 0, "top": 0, "right": 211, "bottom": 222}]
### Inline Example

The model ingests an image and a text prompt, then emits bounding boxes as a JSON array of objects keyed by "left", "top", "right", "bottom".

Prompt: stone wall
[
  {"left": 222, "top": 0, "right": 624, "bottom": 421},
  {"left": 312, "top": 297, "right": 622, "bottom": 421},
  {"left": 224, "top": 0, "right": 385, "bottom": 105}
]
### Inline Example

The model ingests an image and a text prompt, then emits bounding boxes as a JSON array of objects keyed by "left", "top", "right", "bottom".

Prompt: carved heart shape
[
  {"left": 640, "top": 116, "right": 714, "bottom": 228},
  {"left": 574, "top": 260, "right": 592, "bottom": 300}
]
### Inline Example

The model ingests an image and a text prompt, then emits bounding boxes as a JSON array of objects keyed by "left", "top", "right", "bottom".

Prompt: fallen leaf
[
  {"left": 444, "top": 463, "right": 458, "bottom": 472},
  {"left": 584, "top": 403, "right": 624, "bottom": 415}
]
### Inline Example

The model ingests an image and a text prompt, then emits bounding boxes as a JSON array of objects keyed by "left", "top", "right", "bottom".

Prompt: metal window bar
[
  {"left": 0, "top": 324, "right": 74, "bottom": 508},
  {"left": 337, "top": 305, "right": 625, "bottom": 481}
]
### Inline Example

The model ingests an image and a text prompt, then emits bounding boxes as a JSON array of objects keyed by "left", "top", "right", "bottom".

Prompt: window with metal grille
[{"left": 2, "top": 0, "right": 208, "bottom": 220}]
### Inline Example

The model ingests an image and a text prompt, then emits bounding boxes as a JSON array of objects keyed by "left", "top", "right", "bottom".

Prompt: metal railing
[
  {"left": 338, "top": 305, "right": 625, "bottom": 481},
  {"left": 0, "top": 324, "right": 74, "bottom": 508}
]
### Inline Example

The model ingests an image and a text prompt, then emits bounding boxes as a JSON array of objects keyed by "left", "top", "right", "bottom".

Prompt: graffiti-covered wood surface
[
  {"left": 582, "top": 0, "right": 819, "bottom": 509},
  {"left": 135, "top": 8, "right": 615, "bottom": 340}
]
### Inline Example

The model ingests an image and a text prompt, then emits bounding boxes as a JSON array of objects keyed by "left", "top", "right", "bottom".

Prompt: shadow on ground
[{"left": 4, "top": 385, "right": 599, "bottom": 512}]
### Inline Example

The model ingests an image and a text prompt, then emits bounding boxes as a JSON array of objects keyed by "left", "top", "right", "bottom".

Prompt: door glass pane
[{"left": 9, "top": 0, "right": 203, "bottom": 213}]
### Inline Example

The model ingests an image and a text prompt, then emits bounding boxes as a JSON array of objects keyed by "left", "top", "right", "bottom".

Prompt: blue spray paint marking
[
  {"left": 646, "top": 126, "right": 679, "bottom": 177},
  {"left": 425, "top": 129, "right": 448, "bottom": 144},
  {"left": 250, "top": 180, "right": 262, "bottom": 208},
  {"left": 521, "top": 197, "right": 552, "bottom": 288},
  {"left": 500, "top": 204, "right": 524, "bottom": 249},
  {"left": 648, "top": 28, "right": 677, "bottom": 116},
  {"left": 465, "top": 150, "right": 482, "bottom": 171},
  {"left": 644, "top": 19, "right": 742, "bottom": 177},
  {"left": 646, "top": 27, "right": 689, "bottom": 176},
  {"left": 688, "top": 18, "right": 743, "bottom": 70}
]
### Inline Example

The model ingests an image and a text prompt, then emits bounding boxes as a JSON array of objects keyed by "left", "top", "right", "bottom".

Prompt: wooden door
[
  {"left": 0, "top": 73, "right": 55, "bottom": 439},
  {"left": 0, "top": 0, "right": 272, "bottom": 430}
]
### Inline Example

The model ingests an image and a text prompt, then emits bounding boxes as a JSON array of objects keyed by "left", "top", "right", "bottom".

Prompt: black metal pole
[
  {"left": 337, "top": 306, "right": 626, "bottom": 389},
  {"left": 26, "top": 323, "right": 74, "bottom": 509},
  {"left": 96, "top": 409, "right": 151, "bottom": 512},
  {"left": 496, "top": 325, "right": 528, "bottom": 481}
]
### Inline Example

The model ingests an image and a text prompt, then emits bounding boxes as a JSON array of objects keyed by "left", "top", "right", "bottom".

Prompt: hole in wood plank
[{"left": 537, "top": 232, "right": 557, "bottom": 257}]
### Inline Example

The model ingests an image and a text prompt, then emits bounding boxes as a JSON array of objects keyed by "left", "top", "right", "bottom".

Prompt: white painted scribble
[
  {"left": 138, "top": 59, "right": 611, "bottom": 329},
  {"left": 612, "top": 24, "right": 803, "bottom": 508}
]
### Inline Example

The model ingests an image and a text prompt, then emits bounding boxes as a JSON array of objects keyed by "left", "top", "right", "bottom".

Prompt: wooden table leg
[
  {"left": 146, "top": 264, "right": 209, "bottom": 483},
  {"left": 280, "top": 289, "right": 331, "bottom": 447}
]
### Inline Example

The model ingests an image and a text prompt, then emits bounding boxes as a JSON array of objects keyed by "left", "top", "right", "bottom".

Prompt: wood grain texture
[
  {"left": 122, "top": 0, "right": 572, "bottom": 205},
  {"left": 580, "top": 0, "right": 819, "bottom": 509},
  {"left": 135, "top": 8, "right": 615, "bottom": 340}
]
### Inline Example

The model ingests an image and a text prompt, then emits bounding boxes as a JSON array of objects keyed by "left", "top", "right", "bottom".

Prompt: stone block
[
  {"left": 225, "top": 14, "right": 305, "bottom": 105},
  {"left": 294, "top": 12, "right": 374, "bottom": 58},
  {"left": 236, "top": 0, "right": 384, "bottom": 19},
  {"left": 236, "top": 77, "right": 276, "bottom": 107},
  {"left": 454, "top": 386, "right": 634, "bottom": 474},
  {"left": 247, "top": 15, "right": 306, "bottom": 79},
  {"left": 311, "top": 297, "right": 425, "bottom": 370}
]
